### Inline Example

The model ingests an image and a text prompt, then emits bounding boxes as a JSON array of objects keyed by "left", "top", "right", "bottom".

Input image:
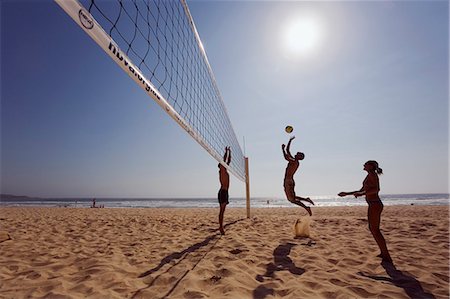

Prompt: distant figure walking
[
  {"left": 218, "top": 146, "right": 231, "bottom": 235},
  {"left": 338, "top": 160, "right": 392, "bottom": 263},
  {"left": 282, "top": 136, "right": 314, "bottom": 216}
]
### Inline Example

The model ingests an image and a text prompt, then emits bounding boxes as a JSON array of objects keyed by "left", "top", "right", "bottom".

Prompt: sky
[{"left": 1, "top": 0, "right": 448, "bottom": 199}]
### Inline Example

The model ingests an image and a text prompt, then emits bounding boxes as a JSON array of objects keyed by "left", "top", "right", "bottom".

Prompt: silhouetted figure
[
  {"left": 282, "top": 136, "right": 314, "bottom": 216},
  {"left": 338, "top": 160, "right": 392, "bottom": 263},
  {"left": 255, "top": 242, "right": 305, "bottom": 283},
  {"left": 218, "top": 146, "right": 231, "bottom": 235}
]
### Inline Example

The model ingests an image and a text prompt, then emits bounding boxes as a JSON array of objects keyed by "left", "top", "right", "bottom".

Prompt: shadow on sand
[
  {"left": 358, "top": 261, "right": 435, "bottom": 299},
  {"left": 253, "top": 242, "right": 305, "bottom": 299},
  {"left": 132, "top": 218, "right": 245, "bottom": 298},
  {"left": 138, "top": 218, "right": 244, "bottom": 279}
]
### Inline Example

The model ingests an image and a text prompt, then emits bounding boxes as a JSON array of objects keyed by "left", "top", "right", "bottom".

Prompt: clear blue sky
[{"left": 1, "top": 0, "right": 448, "bottom": 198}]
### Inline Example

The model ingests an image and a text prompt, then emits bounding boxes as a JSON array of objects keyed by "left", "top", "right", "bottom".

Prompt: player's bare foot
[
  {"left": 305, "top": 197, "right": 315, "bottom": 205},
  {"left": 378, "top": 253, "right": 392, "bottom": 263},
  {"left": 219, "top": 227, "right": 225, "bottom": 235},
  {"left": 381, "top": 255, "right": 393, "bottom": 263},
  {"left": 305, "top": 207, "right": 312, "bottom": 216}
]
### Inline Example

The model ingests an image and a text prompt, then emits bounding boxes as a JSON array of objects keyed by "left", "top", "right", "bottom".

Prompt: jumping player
[{"left": 282, "top": 136, "right": 314, "bottom": 215}]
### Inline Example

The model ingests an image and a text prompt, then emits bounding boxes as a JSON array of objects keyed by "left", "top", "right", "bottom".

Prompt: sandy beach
[{"left": 0, "top": 205, "right": 448, "bottom": 298}]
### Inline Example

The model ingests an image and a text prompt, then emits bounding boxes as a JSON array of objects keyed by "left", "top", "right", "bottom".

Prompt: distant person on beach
[
  {"left": 91, "top": 198, "right": 96, "bottom": 208},
  {"left": 338, "top": 160, "right": 393, "bottom": 263},
  {"left": 282, "top": 136, "right": 314, "bottom": 216},
  {"left": 218, "top": 146, "right": 231, "bottom": 235}
]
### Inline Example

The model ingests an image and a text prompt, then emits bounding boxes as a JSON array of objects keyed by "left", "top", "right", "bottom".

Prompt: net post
[{"left": 245, "top": 157, "right": 250, "bottom": 218}]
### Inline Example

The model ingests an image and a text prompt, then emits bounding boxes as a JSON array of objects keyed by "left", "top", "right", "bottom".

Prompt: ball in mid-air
[{"left": 285, "top": 125, "right": 294, "bottom": 133}]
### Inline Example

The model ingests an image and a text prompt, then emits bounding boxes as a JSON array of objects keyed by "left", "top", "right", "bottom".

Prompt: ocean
[{"left": 0, "top": 194, "right": 448, "bottom": 208}]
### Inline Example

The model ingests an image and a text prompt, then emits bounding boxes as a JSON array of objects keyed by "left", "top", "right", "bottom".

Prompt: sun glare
[{"left": 282, "top": 15, "right": 323, "bottom": 57}]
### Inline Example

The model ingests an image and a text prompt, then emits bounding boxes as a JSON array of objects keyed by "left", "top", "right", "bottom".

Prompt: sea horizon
[{"left": 1, "top": 193, "right": 448, "bottom": 208}]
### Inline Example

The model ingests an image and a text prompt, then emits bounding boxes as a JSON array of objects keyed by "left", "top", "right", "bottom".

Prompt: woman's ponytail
[
  {"left": 366, "top": 160, "right": 383, "bottom": 175},
  {"left": 376, "top": 167, "right": 383, "bottom": 175}
]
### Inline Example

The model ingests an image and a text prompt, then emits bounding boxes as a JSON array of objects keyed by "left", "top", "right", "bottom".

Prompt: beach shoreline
[
  {"left": 1, "top": 206, "right": 448, "bottom": 298},
  {"left": 1, "top": 193, "right": 448, "bottom": 209}
]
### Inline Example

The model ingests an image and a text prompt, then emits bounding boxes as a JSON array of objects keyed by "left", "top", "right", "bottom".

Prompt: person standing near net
[
  {"left": 218, "top": 146, "right": 231, "bottom": 235},
  {"left": 282, "top": 136, "right": 314, "bottom": 216},
  {"left": 338, "top": 160, "right": 392, "bottom": 263}
]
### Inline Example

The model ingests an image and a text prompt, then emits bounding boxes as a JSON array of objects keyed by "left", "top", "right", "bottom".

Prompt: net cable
[{"left": 56, "top": 0, "right": 246, "bottom": 181}]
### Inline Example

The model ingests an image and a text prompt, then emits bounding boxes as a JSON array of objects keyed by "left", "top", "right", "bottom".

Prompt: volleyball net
[{"left": 55, "top": 0, "right": 246, "bottom": 182}]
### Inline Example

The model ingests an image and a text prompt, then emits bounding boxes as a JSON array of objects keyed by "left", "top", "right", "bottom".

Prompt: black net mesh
[{"left": 79, "top": 0, "right": 245, "bottom": 181}]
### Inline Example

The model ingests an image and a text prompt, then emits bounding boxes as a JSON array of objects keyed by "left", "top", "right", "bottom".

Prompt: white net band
[{"left": 55, "top": 0, "right": 246, "bottom": 181}]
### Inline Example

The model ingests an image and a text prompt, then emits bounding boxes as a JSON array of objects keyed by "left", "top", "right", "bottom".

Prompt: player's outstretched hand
[{"left": 354, "top": 192, "right": 363, "bottom": 198}]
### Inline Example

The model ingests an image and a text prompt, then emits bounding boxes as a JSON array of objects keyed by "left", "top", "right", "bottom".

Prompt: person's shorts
[
  {"left": 283, "top": 179, "right": 296, "bottom": 201},
  {"left": 218, "top": 189, "right": 229, "bottom": 205}
]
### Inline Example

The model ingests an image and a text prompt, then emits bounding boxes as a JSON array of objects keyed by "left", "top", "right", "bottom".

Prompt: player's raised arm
[
  {"left": 281, "top": 144, "right": 290, "bottom": 161},
  {"left": 226, "top": 147, "right": 231, "bottom": 165},
  {"left": 222, "top": 147, "right": 228, "bottom": 163},
  {"left": 286, "top": 136, "right": 295, "bottom": 160}
]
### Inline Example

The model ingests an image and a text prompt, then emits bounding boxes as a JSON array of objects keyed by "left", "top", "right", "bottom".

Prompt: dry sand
[{"left": 0, "top": 206, "right": 448, "bottom": 298}]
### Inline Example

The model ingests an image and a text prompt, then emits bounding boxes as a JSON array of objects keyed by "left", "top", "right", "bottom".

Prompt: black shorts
[{"left": 218, "top": 189, "right": 229, "bottom": 205}]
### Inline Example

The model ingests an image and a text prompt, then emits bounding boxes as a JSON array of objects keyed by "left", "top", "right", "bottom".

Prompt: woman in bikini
[{"left": 338, "top": 160, "right": 392, "bottom": 263}]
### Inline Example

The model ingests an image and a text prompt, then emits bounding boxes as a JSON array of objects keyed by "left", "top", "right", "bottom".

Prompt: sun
[{"left": 282, "top": 15, "right": 323, "bottom": 57}]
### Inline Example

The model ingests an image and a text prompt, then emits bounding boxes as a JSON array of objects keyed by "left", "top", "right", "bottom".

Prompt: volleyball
[{"left": 285, "top": 125, "right": 294, "bottom": 133}]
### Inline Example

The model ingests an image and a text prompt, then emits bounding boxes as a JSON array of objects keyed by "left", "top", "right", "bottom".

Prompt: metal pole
[{"left": 245, "top": 157, "right": 250, "bottom": 218}]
